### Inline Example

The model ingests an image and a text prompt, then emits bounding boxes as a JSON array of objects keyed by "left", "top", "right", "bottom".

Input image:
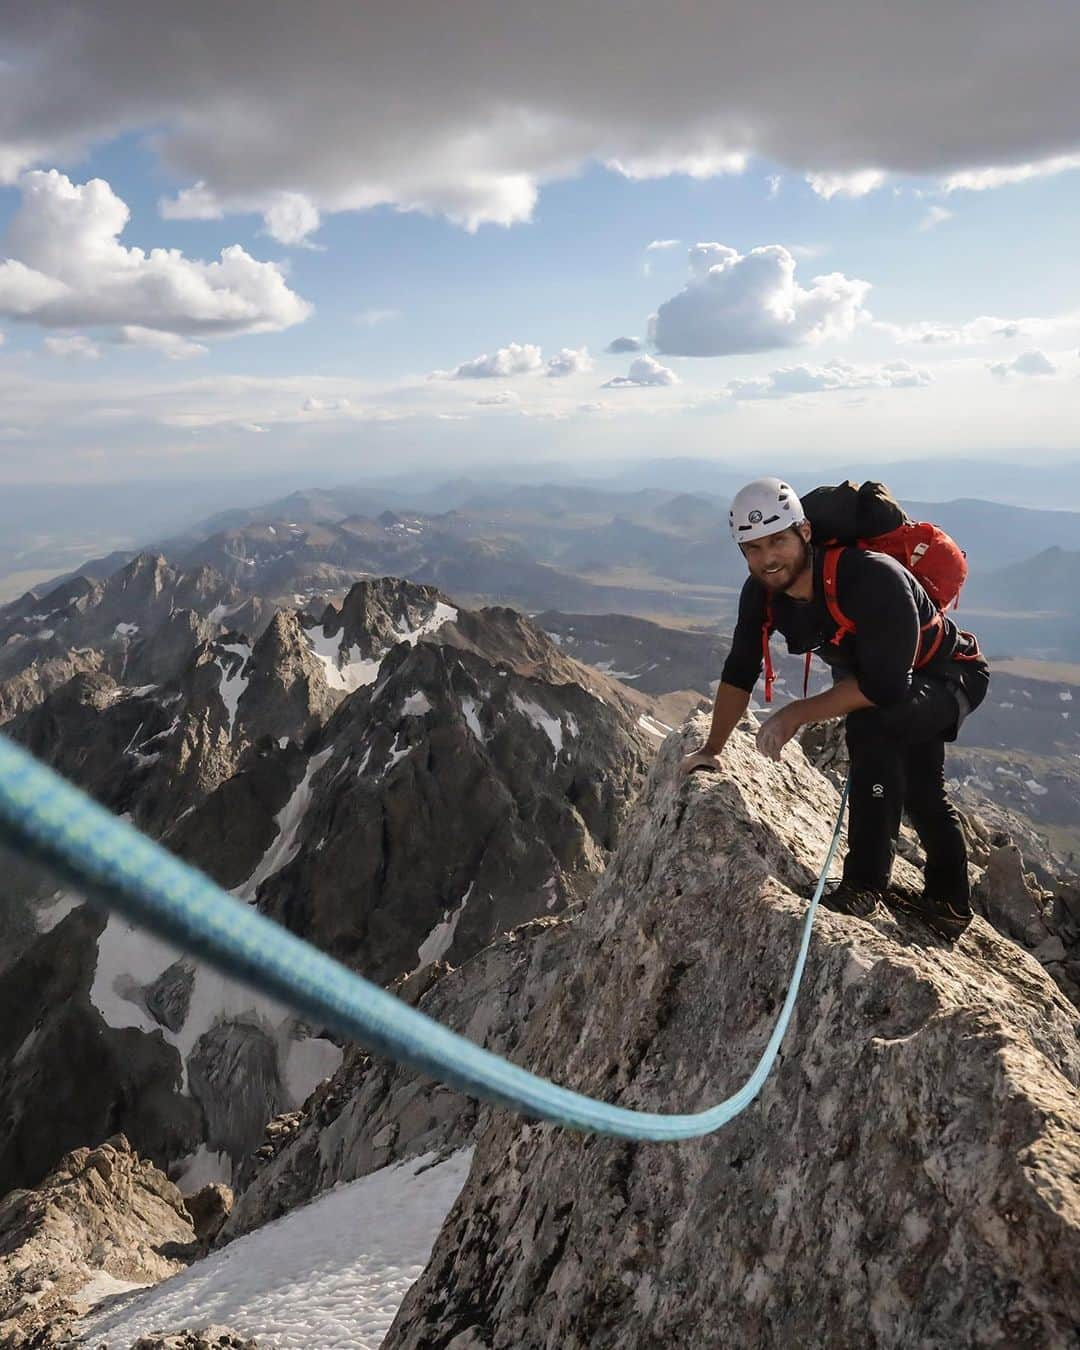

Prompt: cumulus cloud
[
  {"left": 262, "top": 192, "right": 321, "bottom": 245},
  {"left": 726, "top": 359, "right": 932, "bottom": 400},
  {"left": 3, "top": 5, "right": 1078, "bottom": 231},
  {"left": 605, "top": 336, "right": 642, "bottom": 354},
  {"left": 435, "top": 342, "right": 543, "bottom": 379},
  {"left": 545, "top": 346, "right": 594, "bottom": 377},
  {"left": 43, "top": 334, "right": 100, "bottom": 359},
  {"left": 988, "top": 349, "right": 1057, "bottom": 378},
  {"left": 0, "top": 171, "right": 311, "bottom": 343},
  {"left": 805, "top": 169, "right": 887, "bottom": 200},
  {"left": 603, "top": 354, "right": 680, "bottom": 387},
  {"left": 649, "top": 243, "right": 871, "bottom": 357}
]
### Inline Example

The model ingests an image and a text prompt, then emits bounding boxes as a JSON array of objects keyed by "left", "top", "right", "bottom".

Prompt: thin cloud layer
[
  {"left": 2, "top": 4, "right": 1079, "bottom": 230},
  {"left": 726, "top": 359, "right": 932, "bottom": 400},
  {"left": 0, "top": 171, "right": 311, "bottom": 340},
  {"left": 650, "top": 243, "right": 871, "bottom": 357}
]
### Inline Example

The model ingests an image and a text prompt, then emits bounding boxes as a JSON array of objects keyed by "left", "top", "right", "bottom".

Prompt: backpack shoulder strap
[
  {"left": 821, "top": 545, "right": 857, "bottom": 647},
  {"left": 761, "top": 594, "right": 775, "bottom": 703}
]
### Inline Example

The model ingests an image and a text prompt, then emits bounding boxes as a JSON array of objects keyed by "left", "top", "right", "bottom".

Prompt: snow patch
[
  {"left": 305, "top": 625, "right": 383, "bottom": 693},
  {"left": 638, "top": 713, "right": 673, "bottom": 740},
  {"left": 35, "top": 891, "right": 82, "bottom": 933},
  {"left": 402, "top": 691, "right": 432, "bottom": 716},
  {"left": 381, "top": 734, "right": 413, "bottom": 777},
  {"left": 460, "top": 696, "right": 485, "bottom": 740},
  {"left": 74, "top": 1270, "right": 150, "bottom": 1310},
  {"left": 511, "top": 693, "right": 565, "bottom": 761},
  {"left": 395, "top": 600, "right": 459, "bottom": 646},
  {"left": 235, "top": 747, "right": 334, "bottom": 899},
  {"left": 172, "top": 1145, "right": 233, "bottom": 1195},
  {"left": 413, "top": 882, "right": 473, "bottom": 972},
  {"left": 79, "top": 1150, "right": 475, "bottom": 1350},
  {"left": 282, "top": 1032, "right": 345, "bottom": 1110},
  {"left": 114, "top": 622, "right": 140, "bottom": 637},
  {"left": 216, "top": 641, "right": 250, "bottom": 737}
]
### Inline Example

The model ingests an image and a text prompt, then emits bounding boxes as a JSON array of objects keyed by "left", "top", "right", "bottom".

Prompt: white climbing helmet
[{"left": 728, "top": 477, "right": 805, "bottom": 543}]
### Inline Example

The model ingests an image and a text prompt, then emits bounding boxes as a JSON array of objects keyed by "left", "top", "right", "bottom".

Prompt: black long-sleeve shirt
[{"left": 720, "top": 546, "right": 967, "bottom": 707}]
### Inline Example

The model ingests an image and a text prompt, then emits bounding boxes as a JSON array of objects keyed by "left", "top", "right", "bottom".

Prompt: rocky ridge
[
  {"left": 0, "top": 1135, "right": 200, "bottom": 1349},
  {"left": 380, "top": 715, "right": 1080, "bottom": 1348}
]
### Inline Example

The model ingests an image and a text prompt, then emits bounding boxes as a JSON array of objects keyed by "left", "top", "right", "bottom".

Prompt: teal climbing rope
[{"left": 0, "top": 733, "right": 848, "bottom": 1141}]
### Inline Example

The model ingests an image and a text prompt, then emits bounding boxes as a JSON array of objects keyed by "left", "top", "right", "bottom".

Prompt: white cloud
[
  {"left": 603, "top": 354, "right": 679, "bottom": 387},
  {"left": 0, "top": 171, "right": 311, "bottom": 342},
  {"left": 159, "top": 182, "right": 224, "bottom": 221},
  {"left": 919, "top": 205, "right": 953, "bottom": 231},
  {"left": 43, "top": 333, "right": 100, "bottom": 359},
  {"left": 4, "top": 6, "right": 1078, "bottom": 230},
  {"left": 545, "top": 346, "right": 593, "bottom": 377},
  {"left": 475, "top": 390, "right": 520, "bottom": 406},
  {"left": 649, "top": 243, "right": 871, "bottom": 356},
  {"left": 726, "top": 359, "right": 932, "bottom": 400},
  {"left": 943, "top": 153, "right": 1080, "bottom": 193},
  {"left": 988, "top": 349, "right": 1057, "bottom": 379},
  {"left": 263, "top": 192, "right": 321, "bottom": 246},
  {"left": 646, "top": 239, "right": 682, "bottom": 251},
  {"left": 302, "top": 396, "right": 352, "bottom": 413},
  {"left": 767, "top": 174, "right": 782, "bottom": 198},
  {"left": 606, "top": 149, "right": 747, "bottom": 182},
  {"left": 435, "top": 342, "right": 543, "bottom": 379},
  {"left": 115, "top": 326, "right": 208, "bottom": 359},
  {"left": 357, "top": 308, "right": 400, "bottom": 327},
  {"left": 606, "top": 336, "right": 642, "bottom": 354},
  {"left": 805, "top": 169, "right": 887, "bottom": 200},
  {"left": 876, "top": 312, "right": 1080, "bottom": 346}
]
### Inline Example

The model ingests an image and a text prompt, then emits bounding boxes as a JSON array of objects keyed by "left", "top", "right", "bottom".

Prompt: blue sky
[{"left": 2, "top": 2, "right": 1079, "bottom": 483}]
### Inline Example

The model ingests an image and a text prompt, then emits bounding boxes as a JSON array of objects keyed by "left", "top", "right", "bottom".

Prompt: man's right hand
[{"left": 677, "top": 748, "right": 722, "bottom": 777}]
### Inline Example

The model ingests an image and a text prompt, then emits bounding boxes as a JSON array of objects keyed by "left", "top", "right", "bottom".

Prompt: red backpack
[{"left": 759, "top": 481, "right": 968, "bottom": 703}]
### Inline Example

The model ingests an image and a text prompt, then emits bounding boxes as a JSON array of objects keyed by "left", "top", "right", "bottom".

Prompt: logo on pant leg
[{"left": 872, "top": 783, "right": 884, "bottom": 798}]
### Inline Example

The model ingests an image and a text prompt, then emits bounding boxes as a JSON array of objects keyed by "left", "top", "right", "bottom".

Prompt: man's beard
[{"left": 757, "top": 537, "right": 811, "bottom": 592}]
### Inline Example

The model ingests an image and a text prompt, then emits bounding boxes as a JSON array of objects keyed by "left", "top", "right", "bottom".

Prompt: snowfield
[{"left": 78, "top": 1148, "right": 474, "bottom": 1349}]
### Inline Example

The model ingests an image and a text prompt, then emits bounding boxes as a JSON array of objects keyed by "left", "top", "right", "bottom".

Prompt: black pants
[{"left": 842, "top": 674, "right": 971, "bottom": 903}]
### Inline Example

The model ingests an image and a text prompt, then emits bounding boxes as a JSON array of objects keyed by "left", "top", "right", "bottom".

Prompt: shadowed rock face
[
  {"left": 382, "top": 715, "right": 1080, "bottom": 1350},
  {"left": 221, "top": 915, "right": 573, "bottom": 1243},
  {"left": 0, "top": 572, "right": 656, "bottom": 1202},
  {"left": 0, "top": 906, "right": 203, "bottom": 1199},
  {"left": 254, "top": 638, "right": 649, "bottom": 983}
]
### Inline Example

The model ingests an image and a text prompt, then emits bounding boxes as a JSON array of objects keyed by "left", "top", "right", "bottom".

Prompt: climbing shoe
[
  {"left": 885, "top": 887, "right": 973, "bottom": 941},
  {"left": 820, "top": 879, "right": 884, "bottom": 919}
]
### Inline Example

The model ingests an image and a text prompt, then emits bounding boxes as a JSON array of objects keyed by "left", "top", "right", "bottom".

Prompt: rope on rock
[{"left": 0, "top": 732, "right": 849, "bottom": 1141}]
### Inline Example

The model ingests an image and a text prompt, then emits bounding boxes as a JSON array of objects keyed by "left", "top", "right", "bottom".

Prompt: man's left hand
[{"left": 755, "top": 703, "right": 805, "bottom": 762}]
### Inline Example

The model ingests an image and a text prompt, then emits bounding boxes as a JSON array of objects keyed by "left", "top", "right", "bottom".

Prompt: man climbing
[{"left": 678, "top": 476, "right": 990, "bottom": 940}]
